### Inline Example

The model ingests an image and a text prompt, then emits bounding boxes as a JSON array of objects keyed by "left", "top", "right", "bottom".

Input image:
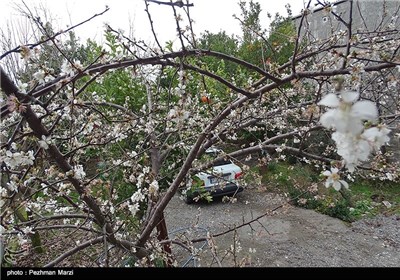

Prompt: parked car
[{"left": 184, "top": 147, "right": 243, "bottom": 204}]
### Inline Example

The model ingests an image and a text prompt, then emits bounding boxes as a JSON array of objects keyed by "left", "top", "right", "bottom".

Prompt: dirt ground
[{"left": 164, "top": 190, "right": 400, "bottom": 267}]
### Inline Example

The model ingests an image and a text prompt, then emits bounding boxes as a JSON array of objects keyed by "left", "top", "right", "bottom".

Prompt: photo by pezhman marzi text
[{"left": 3, "top": 268, "right": 74, "bottom": 277}]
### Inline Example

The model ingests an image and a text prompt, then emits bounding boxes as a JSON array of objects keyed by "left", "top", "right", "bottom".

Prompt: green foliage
[
  {"left": 350, "top": 200, "right": 375, "bottom": 218},
  {"left": 262, "top": 161, "right": 320, "bottom": 186},
  {"left": 238, "top": 0, "right": 262, "bottom": 43},
  {"left": 235, "top": 1, "right": 295, "bottom": 69},
  {"left": 238, "top": 41, "right": 263, "bottom": 69},
  {"left": 195, "top": 1, "right": 296, "bottom": 99},
  {"left": 199, "top": 31, "right": 239, "bottom": 75},
  {"left": 257, "top": 161, "right": 399, "bottom": 221},
  {"left": 349, "top": 179, "right": 400, "bottom": 216},
  {"left": 235, "top": 127, "right": 265, "bottom": 144},
  {"left": 265, "top": 18, "right": 296, "bottom": 66},
  {"left": 104, "top": 31, "right": 119, "bottom": 54},
  {"left": 319, "top": 199, "right": 353, "bottom": 222},
  {"left": 235, "top": 1, "right": 265, "bottom": 69},
  {"left": 83, "top": 38, "right": 104, "bottom": 62},
  {"left": 82, "top": 38, "right": 147, "bottom": 111},
  {"left": 185, "top": 176, "right": 213, "bottom": 203},
  {"left": 15, "top": 207, "right": 45, "bottom": 254}
]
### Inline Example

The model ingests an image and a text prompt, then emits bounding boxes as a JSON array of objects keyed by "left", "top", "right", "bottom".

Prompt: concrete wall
[
  {"left": 293, "top": 0, "right": 400, "bottom": 163},
  {"left": 294, "top": 0, "right": 400, "bottom": 40}
]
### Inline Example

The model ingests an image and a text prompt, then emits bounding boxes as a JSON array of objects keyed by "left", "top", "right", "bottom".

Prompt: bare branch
[
  {"left": 44, "top": 237, "right": 104, "bottom": 267},
  {"left": 0, "top": 6, "right": 110, "bottom": 60},
  {"left": 146, "top": 0, "right": 193, "bottom": 8}
]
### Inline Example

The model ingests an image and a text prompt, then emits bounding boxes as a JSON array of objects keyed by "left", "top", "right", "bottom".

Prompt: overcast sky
[{"left": 0, "top": 0, "right": 311, "bottom": 45}]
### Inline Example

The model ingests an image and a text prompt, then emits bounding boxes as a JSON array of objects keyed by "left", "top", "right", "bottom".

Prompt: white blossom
[
  {"left": 332, "top": 132, "right": 371, "bottom": 172},
  {"left": 128, "top": 203, "right": 140, "bottom": 216},
  {"left": 61, "top": 60, "right": 83, "bottom": 77},
  {"left": 319, "top": 91, "right": 377, "bottom": 135},
  {"left": 33, "top": 69, "right": 46, "bottom": 84},
  {"left": 322, "top": 168, "right": 349, "bottom": 191},
  {"left": 0, "top": 187, "right": 7, "bottom": 197},
  {"left": 148, "top": 180, "right": 159, "bottom": 196},
  {"left": 1, "top": 147, "right": 35, "bottom": 169},
  {"left": 318, "top": 91, "right": 390, "bottom": 174},
  {"left": 38, "top": 135, "right": 52, "bottom": 150},
  {"left": 131, "top": 190, "right": 145, "bottom": 203},
  {"left": 22, "top": 226, "right": 35, "bottom": 235},
  {"left": 17, "top": 81, "right": 29, "bottom": 93},
  {"left": 361, "top": 126, "right": 391, "bottom": 151},
  {"left": 385, "top": 173, "right": 393, "bottom": 181},
  {"left": 168, "top": 108, "right": 177, "bottom": 119},
  {"left": 1, "top": 194, "right": 7, "bottom": 207},
  {"left": 73, "top": 165, "right": 86, "bottom": 180},
  {"left": 6, "top": 181, "right": 19, "bottom": 193}
]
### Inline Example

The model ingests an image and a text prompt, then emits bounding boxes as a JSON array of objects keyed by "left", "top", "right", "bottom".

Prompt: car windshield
[
  {"left": 213, "top": 158, "right": 231, "bottom": 166},
  {"left": 205, "top": 150, "right": 231, "bottom": 166}
]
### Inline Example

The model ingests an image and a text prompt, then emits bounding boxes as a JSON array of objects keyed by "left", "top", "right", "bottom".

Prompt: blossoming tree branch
[{"left": 0, "top": 0, "right": 399, "bottom": 267}]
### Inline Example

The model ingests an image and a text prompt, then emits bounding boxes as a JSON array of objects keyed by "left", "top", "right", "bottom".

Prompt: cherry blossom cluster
[{"left": 319, "top": 91, "right": 391, "bottom": 190}]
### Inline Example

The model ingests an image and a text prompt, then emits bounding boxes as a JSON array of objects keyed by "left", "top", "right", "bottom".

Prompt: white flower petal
[
  {"left": 356, "top": 139, "right": 371, "bottom": 161},
  {"left": 351, "top": 101, "right": 378, "bottom": 121},
  {"left": 380, "top": 126, "right": 391, "bottom": 136},
  {"left": 325, "top": 180, "right": 331, "bottom": 188},
  {"left": 363, "top": 127, "right": 391, "bottom": 151},
  {"left": 322, "top": 170, "right": 332, "bottom": 176},
  {"left": 362, "top": 127, "right": 379, "bottom": 141},
  {"left": 318, "top": 94, "right": 340, "bottom": 107},
  {"left": 320, "top": 109, "right": 337, "bottom": 129},
  {"left": 346, "top": 121, "right": 365, "bottom": 135},
  {"left": 341, "top": 91, "right": 359, "bottom": 103},
  {"left": 332, "top": 181, "right": 341, "bottom": 191},
  {"left": 339, "top": 180, "right": 349, "bottom": 189},
  {"left": 331, "top": 167, "right": 339, "bottom": 174},
  {"left": 38, "top": 140, "right": 49, "bottom": 150}
]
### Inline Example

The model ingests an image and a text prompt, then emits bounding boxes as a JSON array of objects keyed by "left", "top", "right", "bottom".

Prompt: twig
[
  {"left": 291, "top": 0, "right": 312, "bottom": 74},
  {"left": 206, "top": 233, "right": 222, "bottom": 267},
  {"left": 146, "top": 0, "right": 193, "bottom": 8},
  {"left": 0, "top": 7, "right": 110, "bottom": 60},
  {"left": 191, "top": 191, "right": 309, "bottom": 244},
  {"left": 171, "top": 0, "right": 186, "bottom": 50},
  {"left": 144, "top": 1, "right": 165, "bottom": 53},
  {"left": 15, "top": 214, "right": 94, "bottom": 227},
  {"left": 103, "top": 224, "right": 109, "bottom": 267},
  {"left": 44, "top": 236, "right": 104, "bottom": 267}
]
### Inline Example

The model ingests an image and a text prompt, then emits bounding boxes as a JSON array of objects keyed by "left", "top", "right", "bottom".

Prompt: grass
[
  {"left": 249, "top": 160, "right": 399, "bottom": 222},
  {"left": 347, "top": 180, "right": 400, "bottom": 218}
]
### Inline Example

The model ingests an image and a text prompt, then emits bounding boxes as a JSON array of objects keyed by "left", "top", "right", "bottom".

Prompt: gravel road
[{"left": 164, "top": 190, "right": 400, "bottom": 267}]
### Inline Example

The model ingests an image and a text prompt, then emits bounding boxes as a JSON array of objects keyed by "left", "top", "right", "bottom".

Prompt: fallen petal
[{"left": 382, "top": 201, "right": 392, "bottom": 208}]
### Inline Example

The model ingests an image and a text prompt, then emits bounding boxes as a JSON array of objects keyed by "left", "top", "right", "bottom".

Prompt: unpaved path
[{"left": 164, "top": 190, "right": 400, "bottom": 267}]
